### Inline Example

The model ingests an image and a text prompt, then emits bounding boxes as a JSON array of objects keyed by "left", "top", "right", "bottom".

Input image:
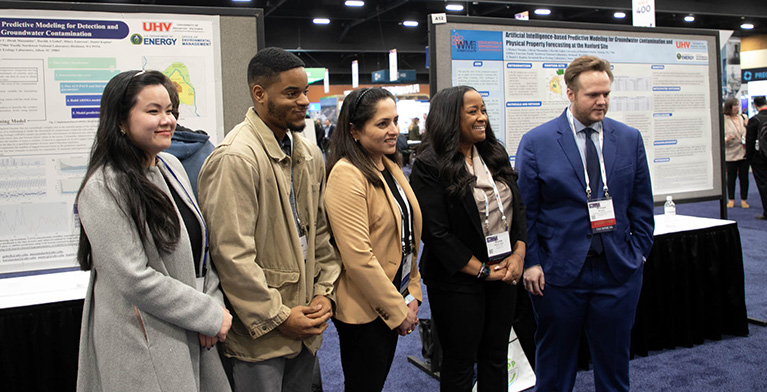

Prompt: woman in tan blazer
[{"left": 325, "top": 87, "right": 423, "bottom": 391}]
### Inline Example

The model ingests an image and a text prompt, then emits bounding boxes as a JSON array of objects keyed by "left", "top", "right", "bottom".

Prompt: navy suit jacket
[{"left": 515, "top": 109, "right": 654, "bottom": 286}]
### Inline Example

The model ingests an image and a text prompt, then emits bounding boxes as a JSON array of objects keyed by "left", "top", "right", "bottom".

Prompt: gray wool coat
[{"left": 76, "top": 152, "right": 231, "bottom": 392}]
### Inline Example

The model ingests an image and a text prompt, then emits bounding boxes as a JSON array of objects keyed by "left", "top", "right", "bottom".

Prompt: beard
[{"left": 268, "top": 99, "right": 306, "bottom": 133}]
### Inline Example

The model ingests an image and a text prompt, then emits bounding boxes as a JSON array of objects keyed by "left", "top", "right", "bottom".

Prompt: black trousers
[
  {"left": 332, "top": 317, "right": 398, "bottom": 392},
  {"left": 726, "top": 159, "right": 750, "bottom": 200},
  {"left": 428, "top": 281, "right": 516, "bottom": 392},
  {"left": 751, "top": 154, "right": 767, "bottom": 214}
]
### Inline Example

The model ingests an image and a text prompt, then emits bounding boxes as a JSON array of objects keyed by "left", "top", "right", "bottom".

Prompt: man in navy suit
[{"left": 515, "top": 55, "right": 654, "bottom": 391}]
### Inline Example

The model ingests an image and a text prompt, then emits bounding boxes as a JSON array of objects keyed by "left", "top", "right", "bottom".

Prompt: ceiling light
[
  {"left": 614, "top": 12, "right": 626, "bottom": 19},
  {"left": 741, "top": 23, "right": 754, "bottom": 30},
  {"left": 403, "top": 20, "right": 419, "bottom": 27},
  {"left": 231, "top": 0, "right": 252, "bottom": 2},
  {"left": 313, "top": 18, "right": 330, "bottom": 25},
  {"left": 345, "top": 1, "right": 364, "bottom": 7},
  {"left": 534, "top": 9, "right": 551, "bottom": 16},
  {"left": 445, "top": 4, "right": 464, "bottom": 12},
  {"left": 684, "top": 15, "right": 695, "bottom": 22}
]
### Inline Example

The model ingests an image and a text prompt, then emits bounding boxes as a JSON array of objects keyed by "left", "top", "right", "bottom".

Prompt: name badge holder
[
  {"left": 391, "top": 176, "right": 415, "bottom": 300},
  {"left": 580, "top": 126, "right": 616, "bottom": 234},
  {"left": 479, "top": 159, "right": 512, "bottom": 263}
]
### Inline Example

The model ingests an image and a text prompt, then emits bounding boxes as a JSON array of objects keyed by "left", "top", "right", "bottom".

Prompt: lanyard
[
  {"left": 157, "top": 156, "right": 209, "bottom": 275},
  {"left": 567, "top": 110, "right": 610, "bottom": 200},
  {"left": 281, "top": 133, "right": 303, "bottom": 237},
  {"left": 478, "top": 156, "right": 509, "bottom": 235},
  {"left": 390, "top": 174, "right": 413, "bottom": 254},
  {"left": 728, "top": 116, "right": 744, "bottom": 138}
]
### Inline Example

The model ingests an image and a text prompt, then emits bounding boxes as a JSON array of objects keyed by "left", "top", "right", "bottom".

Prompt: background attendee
[
  {"left": 165, "top": 124, "right": 215, "bottom": 201},
  {"left": 408, "top": 117, "right": 421, "bottom": 141},
  {"left": 723, "top": 97, "right": 750, "bottom": 208},
  {"left": 516, "top": 55, "right": 654, "bottom": 392},
  {"left": 746, "top": 95, "right": 767, "bottom": 220},
  {"left": 325, "top": 87, "right": 423, "bottom": 391},
  {"left": 197, "top": 47, "right": 341, "bottom": 392},
  {"left": 323, "top": 119, "right": 335, "bottom": 152},
  {"left": 75, "top": 70, "right": 232, "bottom": 392},
  {"left": 410, "top": 85, "right": 527, "bottom": 392}
]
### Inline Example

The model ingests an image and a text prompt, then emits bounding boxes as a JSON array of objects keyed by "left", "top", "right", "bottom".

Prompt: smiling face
[
  {"left": 124, "top": 84, "right": 176, "bottom": 166},
  {"left": 567, "top": 70, "right": 611, "bottom": 125},
  {"left": 253, "top": 67, "right": 309, "bottom": 135},
  {"left": 351, "top": 97, "right": 399, "bottom": 167},
  {"left": 459, "top": 89, "right": 488, "bottom": 147}
]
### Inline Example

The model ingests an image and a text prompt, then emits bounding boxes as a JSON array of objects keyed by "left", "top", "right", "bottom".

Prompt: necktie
[
  {"left": 583, "top": 127, "right": 604, "bottom": 255},
  {"left": 583, "top": 127, "right": 602, "bottom": 198}
]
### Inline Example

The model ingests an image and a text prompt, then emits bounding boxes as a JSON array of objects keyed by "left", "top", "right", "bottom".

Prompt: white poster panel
[
  {"left": 450, "top": 28, "right": 714, "bottom": 199},
  {"left": 0, "top": 9, "right": 223, "bottom": 275}
]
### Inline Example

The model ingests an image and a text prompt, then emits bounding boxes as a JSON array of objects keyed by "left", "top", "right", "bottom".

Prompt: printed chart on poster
[
  {"left": 431, "top": 18, "right": 722, "bottom": 204},
  {"left": 0, "top": 9, "right": 224, "bottom": 275}
]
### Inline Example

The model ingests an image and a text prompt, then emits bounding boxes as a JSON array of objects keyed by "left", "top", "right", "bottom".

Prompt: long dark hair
[
  {"left": 419, "top": 85, "right": 517, "bottom": 198},
  {"left": 328, "top": 87, "right": 401, "bottom": 187},
  {"left": 76, "top": 70, "right": 181, "bottom": 270}
]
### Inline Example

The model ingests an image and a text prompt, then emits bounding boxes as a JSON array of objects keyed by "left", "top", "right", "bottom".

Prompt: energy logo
[{"left": 130, "top": 33, "right": 143, "bottom": 45}]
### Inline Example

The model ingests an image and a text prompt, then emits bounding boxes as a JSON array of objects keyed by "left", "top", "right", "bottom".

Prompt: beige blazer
[{"left": 325, "top": 157, "right": 423, "bottom": 329}]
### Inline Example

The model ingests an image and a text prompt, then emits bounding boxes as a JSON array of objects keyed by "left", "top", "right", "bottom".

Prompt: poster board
[
  {"left": 429, "top": 15, "right": 724, "bottom": 206},
  {"left": 0, "top": 1, "right": 262, "bottom": 275}
]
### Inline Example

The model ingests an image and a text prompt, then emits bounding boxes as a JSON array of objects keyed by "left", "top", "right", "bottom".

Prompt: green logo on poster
[{"left": 130, "top": 34, "right": 143, "bottom": 45}]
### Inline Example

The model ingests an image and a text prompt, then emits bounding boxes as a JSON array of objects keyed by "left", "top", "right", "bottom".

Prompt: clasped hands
[
  {"left": 396, "top": 300, "right": 419, "bottom": 336},
  {"left": 488, "top": 253, "right": 524, "bottom": 285},
  {"left": 199, "top": 306, "right": 233, "bottom": 350},
  {"left": 277, "top": 295, "right": 333, "bottom": 340}
]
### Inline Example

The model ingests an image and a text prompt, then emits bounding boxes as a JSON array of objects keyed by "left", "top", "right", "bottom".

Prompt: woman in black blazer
[{"left": 410, "top": 86, "right": 527, "bottom": 392}]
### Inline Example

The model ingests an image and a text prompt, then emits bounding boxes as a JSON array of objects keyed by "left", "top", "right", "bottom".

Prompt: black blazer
[{"left": 410, "top": 149, "right": 527, "bottom": 293}]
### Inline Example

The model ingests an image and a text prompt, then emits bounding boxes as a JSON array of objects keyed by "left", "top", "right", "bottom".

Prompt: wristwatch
[{"left": 477, "top": 262, "right": 490, "bottom": 280}]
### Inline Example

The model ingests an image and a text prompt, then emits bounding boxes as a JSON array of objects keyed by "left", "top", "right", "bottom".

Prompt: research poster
[
  {"left": 450, "top": 29, "right": 714, "bottom": 198},
  {"left": 0, "top": 9, "right": 224, "bottom": 274}
]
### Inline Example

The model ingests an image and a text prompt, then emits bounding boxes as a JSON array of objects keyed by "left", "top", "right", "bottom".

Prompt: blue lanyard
[{"left": 157, "top": 156, "right": 209, "bottom": 276}]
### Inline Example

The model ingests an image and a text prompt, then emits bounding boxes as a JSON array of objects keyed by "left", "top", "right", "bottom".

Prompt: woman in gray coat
[{"left": 75, "top": 70, "right": 232, "bottom": 391}]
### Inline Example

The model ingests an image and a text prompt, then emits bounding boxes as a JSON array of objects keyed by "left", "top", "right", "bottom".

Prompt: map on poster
[
  {"left": 0, "top": 9, "right": 223, "bottom": 275},
  {"left": 450, "top": 28, "right": 716, "bottom": 199}
]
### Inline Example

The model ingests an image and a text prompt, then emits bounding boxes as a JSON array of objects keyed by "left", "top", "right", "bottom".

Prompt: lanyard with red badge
[{"left": 568, "top": 111, "right": 616, "bottom": 234}]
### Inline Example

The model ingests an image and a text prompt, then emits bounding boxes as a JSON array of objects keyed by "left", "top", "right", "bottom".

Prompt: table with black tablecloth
[{"left": 630, "top": 215, "right": 749, "bottom": 356}]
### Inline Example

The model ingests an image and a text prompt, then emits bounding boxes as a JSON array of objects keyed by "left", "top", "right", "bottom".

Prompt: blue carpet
[{"left": 317, "top": 172, "right": 767, "bottom": 391}]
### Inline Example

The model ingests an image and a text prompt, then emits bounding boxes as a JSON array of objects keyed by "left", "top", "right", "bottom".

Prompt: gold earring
[{"left": 119, "top": 128, "right": 126, "bottom": 135}]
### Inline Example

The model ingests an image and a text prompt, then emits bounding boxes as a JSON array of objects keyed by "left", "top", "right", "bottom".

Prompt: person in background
[
  {"left": 197, "top": 47, "right": 341, "bottom": 392},
  {"left": 745, "top": 95, "right": 767, "bottom": 220},
  {"left": 723, "top": 97, "right": 750, "bottom": 208},
  {"left": 315, "top": 118, "right": 325, "bottom": 151},
  {"left": 323, "top": 119, "right": 335, "bottom": 152},
  {"left": 325, "top": 87, "right": 423, "bottom": 391},
  {"left": 410, "top": 85, "right": 527, "bottom": 392},
  {"left": 408, "top": 117, "right": 421, "bottom": 141},
  {"left": 75, "top": 70, "right": 232, "bottom": 392},
  {"left": 516, "top": 55, "right": 654, "bottom": 392},
  {"left": 165, "top": 124, "right": 215, "bottom": 201}
]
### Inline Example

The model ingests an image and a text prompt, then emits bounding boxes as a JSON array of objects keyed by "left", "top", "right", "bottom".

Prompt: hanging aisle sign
[{"left": 632, "top": 0, "right": 655, "bottom": 28}]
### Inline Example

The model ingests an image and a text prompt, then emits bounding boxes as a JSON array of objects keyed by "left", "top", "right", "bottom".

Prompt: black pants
[
  {"left": 333, "top": 317, "right": 398, "bottom": 392},
  {"left": 726, "top": 159, "right": 750, "bottom": 200},
  {"left": 428, "top": 281, "right": 516, "bottom": 392},
  {"left": 751, "top": 154, "right": 767, "bottom": 214}
]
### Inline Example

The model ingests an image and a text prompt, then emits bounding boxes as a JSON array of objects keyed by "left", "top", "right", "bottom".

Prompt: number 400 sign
[{"left": 632, "top": 0, "right": 655, "bottom": 28}]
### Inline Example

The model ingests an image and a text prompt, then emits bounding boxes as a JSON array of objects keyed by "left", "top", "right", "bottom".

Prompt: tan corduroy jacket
[
  {"left": 198, "top": 108, "right": 341, "bottom": 362},
  {"left": 325, "top": 158, "right": 423, "bottom": 329}
]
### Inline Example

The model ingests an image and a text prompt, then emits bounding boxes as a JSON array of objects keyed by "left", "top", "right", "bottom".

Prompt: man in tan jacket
[{"left": 198, "top": 47, "right": 341, "bottom": 391}]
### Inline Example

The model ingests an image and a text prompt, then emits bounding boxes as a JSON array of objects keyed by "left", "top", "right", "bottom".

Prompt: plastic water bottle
[{"left": 664, "top": 195, "right": 676, "bottom": 216}]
